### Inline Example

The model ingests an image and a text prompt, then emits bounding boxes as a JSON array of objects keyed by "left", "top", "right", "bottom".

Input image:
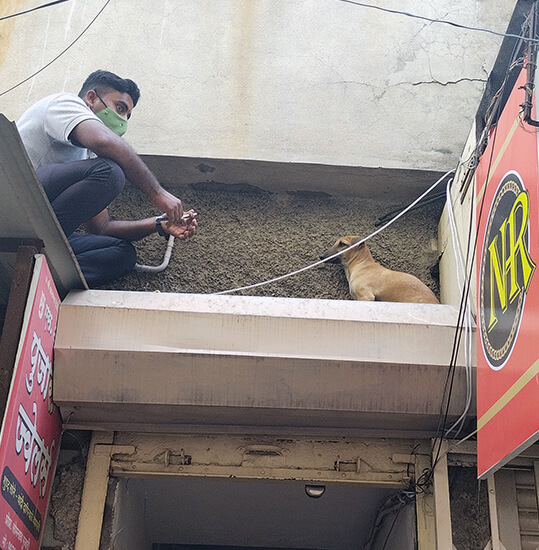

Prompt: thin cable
[
  {"left": 429, "top": 56, "right": 514, "bottom": 475},
  {"left": 213, "top": 169, "right": 455, "bottom": 295},
  {"left": 445, "top": 34, "right": 525, "bottom": 437},
  {"left": 443, "top": 178, "right": 473, "bottom": 437},
  {"left": 412, "top": 429, "right": 479, "bottom": 494},
  {"left": 430, "top": 22, "right": 527, "bottom": 465},
  {"left": 334, "top": 0, "right": 539, "bottom": 44},
  {"left": 431, "top": 82, "right": 503, "bottom": 476},
  {"left": 434, "top": 136, "right": 495, "bottom": 452},
  {"left": 375, "top": 191, "right": 446, "bottom": 227},
  {"left": 363, "top": 490, "right": 414, "bottom": 550},
  {"left": 379, "top": 505, "right": 404, "bottom": 550},
  {"left": 60, "top": 429, "right": 85, "bottom": 454},
  {"left": 0, "top": 0, "right": 70, "bottom": 22},
  {"left": 0, "top": 0, "right": 111, "bottom": 98}
]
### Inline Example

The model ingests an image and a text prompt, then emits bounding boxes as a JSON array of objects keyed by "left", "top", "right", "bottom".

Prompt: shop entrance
[
  {"left": 76, "top": 433, "right": 422, "bottom": 550},
  {"left": 109, "top": 472, "right": 416, "bottom": 549}
]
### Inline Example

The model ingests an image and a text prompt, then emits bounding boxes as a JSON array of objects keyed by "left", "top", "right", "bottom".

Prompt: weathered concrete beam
[{"left": 53, "top": 290, "right": 475, "bottom": 436}]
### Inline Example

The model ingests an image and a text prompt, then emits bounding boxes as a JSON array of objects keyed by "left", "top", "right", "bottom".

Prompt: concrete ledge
[
  {"left": 142, "top": 154, "right": 446, "bottom": 201},
  {"left": 54, "top": 290, "right": 476, "bottom": 435}
]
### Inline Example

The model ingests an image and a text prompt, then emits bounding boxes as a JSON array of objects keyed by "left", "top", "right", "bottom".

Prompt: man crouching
[{"left": 17, "top": 69, "right": 197, "bottom": 287}]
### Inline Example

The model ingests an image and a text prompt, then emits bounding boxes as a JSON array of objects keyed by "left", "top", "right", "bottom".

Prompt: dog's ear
[{"left": 348, "top": 236, "right": 365, "bottom": 247}]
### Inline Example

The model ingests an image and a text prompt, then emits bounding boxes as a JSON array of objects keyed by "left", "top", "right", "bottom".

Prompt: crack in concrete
[{"left": 411, "top": 77, "right": 487, "bottom": 86}]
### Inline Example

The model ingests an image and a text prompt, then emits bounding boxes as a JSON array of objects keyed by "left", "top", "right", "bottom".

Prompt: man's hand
[
  {"left": 164, "top": 210, "right": 198, "bottom": 240},
  {"left": 153, "top": 189, "right": 184, "bottom": 224},
  {"left": 85, "top": 208, "right": 198, "bottom": 243}
]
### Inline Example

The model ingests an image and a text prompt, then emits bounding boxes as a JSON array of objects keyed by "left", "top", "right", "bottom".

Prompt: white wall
[
  {"left": 0, "top": 0, "right": 515, "bottom": 170},
  {"left": 439, "top": 122, "right": 477, "bottom": 310}
]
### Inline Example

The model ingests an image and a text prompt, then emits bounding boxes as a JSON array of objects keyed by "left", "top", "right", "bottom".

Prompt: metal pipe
[{"left": 134, "top": 235, "right": 175, "bottom": 273}]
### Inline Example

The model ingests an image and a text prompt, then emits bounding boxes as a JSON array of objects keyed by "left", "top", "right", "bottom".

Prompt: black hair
[{"left": 78, "top": 70, "right": 141, "bottom": 106}]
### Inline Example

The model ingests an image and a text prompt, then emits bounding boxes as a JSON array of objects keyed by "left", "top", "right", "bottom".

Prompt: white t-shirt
[{"left": 16, "top": 93, "right": 101, "bottom": 170}]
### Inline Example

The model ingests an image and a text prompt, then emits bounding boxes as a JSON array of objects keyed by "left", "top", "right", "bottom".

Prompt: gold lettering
[
  {"left": 488, "top": 223, "right": 508, "bottom": 331},
  {"left": 487, "top": 190, "right": 536, "bottom": 332},
  {"left": 506, "top": 191, "right": 536, "bottom": 299}
]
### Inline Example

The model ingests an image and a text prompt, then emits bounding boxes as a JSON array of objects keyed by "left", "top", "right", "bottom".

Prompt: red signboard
[
  {"left": 0, "top": 255, "right": 62, "bottom": 549},
  {"left": 476, "top": 65, "right": 539, "bottom": 478}
]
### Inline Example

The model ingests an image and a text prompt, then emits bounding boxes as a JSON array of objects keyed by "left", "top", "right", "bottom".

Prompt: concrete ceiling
[{"left": 132, "top": 477, "right": 399, "bottom": 549}]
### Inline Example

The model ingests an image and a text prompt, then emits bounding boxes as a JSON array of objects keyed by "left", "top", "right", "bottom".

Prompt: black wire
[
  {"left": 431, "top": 76, "right": 502, "bottom": 463},
  {"left": 334, "top": 0, "right": 539, "bottom": 44},
  {"left": 432, "top": 129, "right": 498, "bottom": 460},
  {"left": 0, "top": 0, "right": 70, "bottom": 22},
  {"left": 431, "top": 35, "right": 523, "bottom": 465},
  {"left": 426, "top": 16, "right": 528, "bottom": 482},
  {"left": 375, "top": 191, "right": 446, "bottom": 226},
  {"left": 436, "top": 204, "right": 485, "bottom": 439},
  {"left": 0, "top": 0, "right": 111, "bottom": 98},
  {"left": 376, "top": 34, "right": 522, "bottom": 480},
  {"left": 379, "top": 501, "right": 407, "bottom": 550},
  {"left": 394, "top": 8, "right": 531, "bottom": 490}
]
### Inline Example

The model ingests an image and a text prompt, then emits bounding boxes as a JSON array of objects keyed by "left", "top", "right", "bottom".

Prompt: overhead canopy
[{"left": 54, "top": 290, "right": 474, "bottom": 436}]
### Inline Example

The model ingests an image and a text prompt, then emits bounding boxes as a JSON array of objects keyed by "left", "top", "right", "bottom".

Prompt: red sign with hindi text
[{"left": 0, "top": 255, "right": 62, "bottom": 549}]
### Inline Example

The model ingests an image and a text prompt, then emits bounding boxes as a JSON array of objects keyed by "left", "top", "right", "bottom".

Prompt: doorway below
[{"left": 110, "top": 476, "right": 416, "bottom": 550}]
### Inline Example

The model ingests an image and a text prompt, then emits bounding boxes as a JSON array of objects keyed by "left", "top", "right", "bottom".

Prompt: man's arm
[
  {"left": 70, "top": 119, "right": 184, "bottom": 223},
  {"left": 85, "top": 209, "right": 198, "bottom": 241}
]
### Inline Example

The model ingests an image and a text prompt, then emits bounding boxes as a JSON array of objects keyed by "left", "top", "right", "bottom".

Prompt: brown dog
[{"left": 320, "top": 236, "right": 439, "bottom": 303}]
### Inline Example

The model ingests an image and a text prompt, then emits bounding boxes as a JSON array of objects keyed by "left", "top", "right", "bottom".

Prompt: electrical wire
[
  {"left": 334, "top": 0, "right": 539, "bottom": 44},
  {"left": 430, "top": 43, "right": 515, "bottom": 477},
  {"left": 484, "top": 56, "right": 526, "bottom": 127},
  {"left": 456, "top": 51, "right": 526, "bottom": 198},
  {"left": 410, "top": 429, "right": 478, "bottom": 497},
  {"left": 442, "top": 176, "right": 474, "bottom": 438},
  {"left": 416, "top": 12, "right": 529, "bottom": 484},
  {"left": 379, "top": 506, "right": 404, "bottom": 550},
  {"left": 363, "top": 490, "right": 415, "bottom": 550},
  {"left": 375, "top": 190, "right": 446, "bottom": 227},
  {"left": 0, "top": 0, "right": 70, "bottom": 22},
  {"left": 0, "top": 0, "right": 111, "bottom": 98},
  {"left": 431, "top": 113, "right": 500, "bottom": 475},
  {"left": 441, "top": 428, "right": 479, "bottom": 462},
  {"left": 213, "top": 169, "right": 455, "bottom": 295},
  {"left": 60, "top": 429, "right": 86, "bottom": 454}
]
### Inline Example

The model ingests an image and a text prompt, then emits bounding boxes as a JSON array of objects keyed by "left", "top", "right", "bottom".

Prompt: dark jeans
[{"left": 36, "top": 157, "right": 137, "bottom": 287}]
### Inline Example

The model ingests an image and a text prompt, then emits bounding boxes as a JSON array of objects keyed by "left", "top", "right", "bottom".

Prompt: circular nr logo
[{"left": 479, "top": 171, "right": 535, "bottom": 370}]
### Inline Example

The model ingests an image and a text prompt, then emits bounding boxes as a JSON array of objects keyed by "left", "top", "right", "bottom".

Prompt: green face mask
[{"left": 94, "top": 90, "right": 128, "bottom": 137}]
